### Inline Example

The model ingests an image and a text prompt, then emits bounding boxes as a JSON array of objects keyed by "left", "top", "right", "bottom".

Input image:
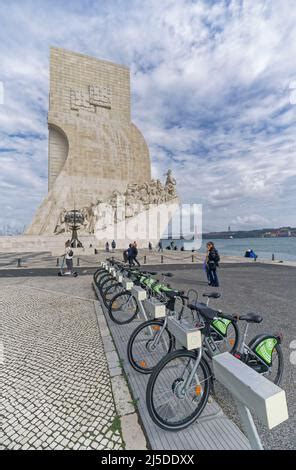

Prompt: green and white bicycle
[{"left": 145, "top": 299, "right": 283, "bottom": 431}]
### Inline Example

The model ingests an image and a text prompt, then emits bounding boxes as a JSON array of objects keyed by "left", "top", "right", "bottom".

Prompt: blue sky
[{"left": 1, "top": 0, "right": 296, "bottom": 232}]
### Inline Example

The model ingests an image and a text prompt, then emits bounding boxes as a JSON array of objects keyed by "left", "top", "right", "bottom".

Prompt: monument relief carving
[{"left": 54, "top": 170, "right": 178, "bottom": 235}]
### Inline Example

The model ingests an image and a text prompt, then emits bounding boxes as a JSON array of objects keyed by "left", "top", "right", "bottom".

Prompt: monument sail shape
[{"left": 25, "top": 47, "right": 179, "bottom": 248}]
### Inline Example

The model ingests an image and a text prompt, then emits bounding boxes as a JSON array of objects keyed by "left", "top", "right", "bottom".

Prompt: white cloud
[{"left": 0, "top": 0, "right": 296, "bottom": 231}]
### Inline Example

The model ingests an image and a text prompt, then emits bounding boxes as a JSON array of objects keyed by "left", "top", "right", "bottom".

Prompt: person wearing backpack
[
  {"left": 206, "top": 241, "right": 220, "bottom": 287},
  {"left": 65, "top": 240, "right": 74, "bottom": 274}
]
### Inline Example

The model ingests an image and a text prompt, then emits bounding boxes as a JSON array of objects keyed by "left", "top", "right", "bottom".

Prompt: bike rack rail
[{"left": 212, "top": 352, "right": 289, "bottom": 450}]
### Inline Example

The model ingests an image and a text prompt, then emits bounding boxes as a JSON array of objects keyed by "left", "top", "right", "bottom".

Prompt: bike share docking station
[
  {"left": 94, "top": 261, "right": 289, "bottom": 450},
  {"left": 213, "top": 352, "right": 288, "bottom": 449}
]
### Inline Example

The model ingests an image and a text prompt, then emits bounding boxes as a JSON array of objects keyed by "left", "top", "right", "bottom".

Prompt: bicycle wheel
[
  {"left": 108, "top": 291, "right": 139, "bottom": 324},
  {"left": 93, "top": 268, "right": 107, "bottom": 284},
  {"left": 146, "top": 350, "right": 211, "bottom": 431},
  {"left": 103, "top": 282, "right": 123, "bottom": 308},
  {"left": 100, "top": 276, "right": 117, "bottom": 295},
  {"left": 96, "top": 272, "right": 113, "bottom": 288},
  {"left": 127, "top": 320, "right": 174, "bottom": 374}
]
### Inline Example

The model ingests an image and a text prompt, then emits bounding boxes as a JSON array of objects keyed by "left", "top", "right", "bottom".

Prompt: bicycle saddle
[
  {"left": 239, "top": 313, "right": 263, "bottom": 323},
  {"left": 188, "top": 302, "right": 217, "bottom": 320},
  {"left": 202, "top": 292, "right": 221, "bottom": 299}
]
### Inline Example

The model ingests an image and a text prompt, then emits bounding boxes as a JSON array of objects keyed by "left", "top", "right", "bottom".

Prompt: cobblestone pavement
[{"left": 1, "top": 283, "right": 123, "bottom": 450}]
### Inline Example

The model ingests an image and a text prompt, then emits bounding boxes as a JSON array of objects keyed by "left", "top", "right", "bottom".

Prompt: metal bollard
[
  {"left": 161, "top": 255, "right": 163, "bottom": 264},
  {"left": 144, "top": 255, "right": 146, "bottom": 264},
  {"left": 77, "top": 257, "right": 80, "bottom": 266},
  {"left": 56, "top": 257, "right": 59, "bottom": 266},
  {"left": 192, "top": 255, "right": 194, "bottom": 262},
  {"left": 272, "top": 253, "right": 275, "bottom": 261},
  {"left": 17, "top": 258, "right": 21, "bottom": 268}
]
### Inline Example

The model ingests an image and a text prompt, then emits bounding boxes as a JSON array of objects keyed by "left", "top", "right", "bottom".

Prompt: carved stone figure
[
  {"left": 54, "top": 170, "right": 178, "bottom": 235},
  {"left": 54, "top": 208, "right": 68, "bottom": 234}
]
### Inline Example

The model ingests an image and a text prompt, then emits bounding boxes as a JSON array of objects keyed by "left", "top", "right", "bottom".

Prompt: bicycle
[
  {"left": 145, "top": 302, "right": 283, "bottom": 431},
  {"left": 108, "top": 270, "right": 186, "bottom": 325},
  {"left": 127, "top": 291, "right": 238, "bottom": 374}
]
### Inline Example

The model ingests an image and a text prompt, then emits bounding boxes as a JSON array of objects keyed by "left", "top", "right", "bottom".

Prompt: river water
[{"left": 160, "top": 237, "right": 296, "bottom": 261}]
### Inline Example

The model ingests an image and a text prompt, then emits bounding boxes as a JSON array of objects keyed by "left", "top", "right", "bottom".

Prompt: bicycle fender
[{"left": 248, "top": 333, "right": 281, "bottom": 366}]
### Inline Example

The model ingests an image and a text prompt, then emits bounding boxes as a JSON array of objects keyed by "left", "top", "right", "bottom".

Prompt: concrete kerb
[{"left": 93, "top": 288, "right": 147, "bottom": 450}]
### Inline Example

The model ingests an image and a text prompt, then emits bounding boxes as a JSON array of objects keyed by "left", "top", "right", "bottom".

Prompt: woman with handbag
[{"left": 206, "top": 241, "right": 220, "bottom": 287}]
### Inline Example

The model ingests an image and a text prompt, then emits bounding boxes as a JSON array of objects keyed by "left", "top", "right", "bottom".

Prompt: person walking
[
  {"left": 105, "top": 241, "right": 110, "bottom": 252},
  {"left": 111, "top": 240, "right": 116, "bottom": 252},
  {"left": 127, "top": 244, "right": 134, "bottom": 266},
  {"left": 131, "top": 241, "right": 141, "bottom": 267},
  {"left": 65, "top": 241, "right": 74, "bottom": 274},
  {"left": 148, "top": 242, "right": 152, "bottom": 251},
  {"left": 206, "top": 241, "right": 220, "bottom": 287},
  {"left": 158, "top": 241, "right": 163, "bottom": 252}
]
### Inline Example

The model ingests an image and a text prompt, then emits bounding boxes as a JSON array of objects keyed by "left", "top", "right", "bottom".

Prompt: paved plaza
[
  {"left": 1, "top": 262, "right": 295, "bottom": 450},
  {"left": 1, "top": 279, "right": 123, "bottom": 450}
]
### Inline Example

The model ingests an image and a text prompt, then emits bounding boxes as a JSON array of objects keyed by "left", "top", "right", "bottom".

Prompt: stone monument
[
  {"left": 26, "top": 47, "right": 152, "bottom": 236},
  {"left": 0, "top": 48, "right": 179, "bottom": 252}
]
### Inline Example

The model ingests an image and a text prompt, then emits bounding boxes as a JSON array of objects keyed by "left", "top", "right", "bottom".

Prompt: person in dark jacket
[
  {"left": 206, "top": 241, "right": 220, "bottom": 287},
  {"left": 127, "top": 244, "right": 134, "bottom": 266},
  {"left": 131, "top": 241, "right": 141, "bottom": 267}
]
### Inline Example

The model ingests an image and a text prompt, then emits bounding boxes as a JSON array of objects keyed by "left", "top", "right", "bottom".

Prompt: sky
[{"left": 1, "top": 0, "right": 296, "bottom": 233}]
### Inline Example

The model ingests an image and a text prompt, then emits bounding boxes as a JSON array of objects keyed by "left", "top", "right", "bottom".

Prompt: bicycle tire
[
  {"left": 146, "top": 349, "right": 211, "bottom": 431},
  {"left": 93, "top": 268, "right": 106, "bottom": 284},
  {"left": 103, "top": 282, "right": 123, "bottom": 308},
  {"left": 96, "top": 272, "right": 113, "bottom": 288},
  {"left": 127, "top": 319, "right": 174, "bottom": 374},
  {"left": 100, "top": 276, "right": 117, "bottom": 295},
  {"left": 108, "top": 290, "right": 139, "bottom": 324}
]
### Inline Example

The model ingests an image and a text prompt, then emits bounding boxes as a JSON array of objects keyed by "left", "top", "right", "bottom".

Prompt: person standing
[
  {"left": 111, "top": 240, "right": 116, "bottom": 252},
  {"left": 131, "top": 241, "right": 141, "bottom": 267},
  {"left": 148, "top": 242, "right": 152, "bottom": 251},
  {"left": 65, "top": 241, "right": 74, "bottom": 274},
  {"left": 158, "top": 241, "right": 163, "bottom": 252},
  {"left": 206, "top": 241, "right": 220, "bottom": 287},
  {"left": 105, "top": 241, "right": 110, "bottom": 252}
]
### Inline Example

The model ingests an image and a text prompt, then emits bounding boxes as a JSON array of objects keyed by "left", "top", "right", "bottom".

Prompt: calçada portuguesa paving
[{"left": 1, "top": 277, "right": 123, "bottom": 450}]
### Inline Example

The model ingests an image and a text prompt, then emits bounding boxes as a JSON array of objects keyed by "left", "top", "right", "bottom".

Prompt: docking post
[
  {"left": 77, "top": 257, "right": 80, "bottom": 266},
  {"left": 161, "top": 255, "right": 163, "bottom": 264},
  {"left": 272, "top": 253, "right": 275, "bottom": 261},
  {"left": 17, "top": 258, "right": 21, "bottom": 268},
  {"left": 56, "top": 258, "right": 59, "bottom": 266}
]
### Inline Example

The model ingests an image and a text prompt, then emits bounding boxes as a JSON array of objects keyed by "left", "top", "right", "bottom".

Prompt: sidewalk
[
  {"left": 1, "top": 249, "right": 295, "bottom": 270},
  {"left": 1, "top": 277, "right": 124, "bottom": 450}
]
